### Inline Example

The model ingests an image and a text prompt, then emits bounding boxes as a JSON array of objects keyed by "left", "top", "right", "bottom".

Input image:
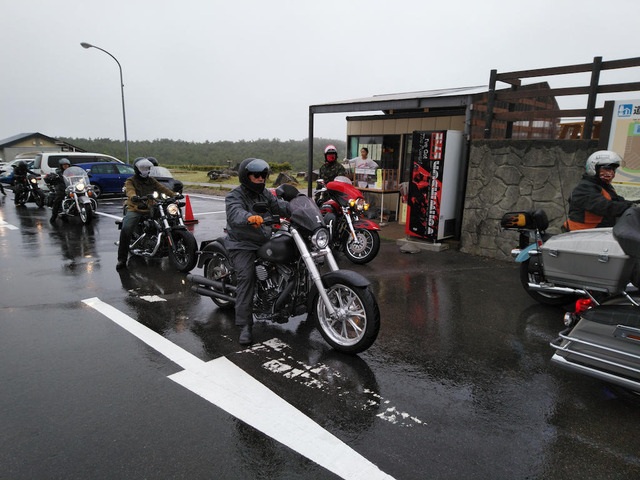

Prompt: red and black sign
[{"left": 406, "top": 131, "right": 446, "bottom": 240}]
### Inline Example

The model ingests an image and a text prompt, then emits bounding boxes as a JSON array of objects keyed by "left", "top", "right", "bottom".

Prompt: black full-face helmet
[
  {"left": 133, "top": 158, "right": 154, "bottom": 179},
  {"left": 238, "top": 158, "right": 270, "bottom": 194}
]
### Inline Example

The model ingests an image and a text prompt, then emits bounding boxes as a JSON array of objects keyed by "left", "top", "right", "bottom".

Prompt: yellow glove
[{"left": 248, "top": 215, "right": 264, "bottom": 228}]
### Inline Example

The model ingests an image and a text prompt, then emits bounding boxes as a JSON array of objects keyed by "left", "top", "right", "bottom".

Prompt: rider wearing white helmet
[{"left": 563, "top": 150, "right": 633, "bottom": 231}]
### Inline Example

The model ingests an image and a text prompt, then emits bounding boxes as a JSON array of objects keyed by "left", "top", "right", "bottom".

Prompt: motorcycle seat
[{"left": 583, "top": 305, "right": 640, "bottom": 328}]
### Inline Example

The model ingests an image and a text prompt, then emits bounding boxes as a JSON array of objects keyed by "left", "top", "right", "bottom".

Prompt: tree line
[{"left": 59, "top": 137, "right": 347, "bottom": 172}]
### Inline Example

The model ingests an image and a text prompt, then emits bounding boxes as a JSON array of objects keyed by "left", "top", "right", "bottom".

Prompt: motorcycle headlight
[
  {"left": 167, "top": 203, "right": 179, "bottom": 216},
  {"left": 75, "top": 183, "right": 85, "bottom": 192},
  {"left": 311, "top": 228, "right": 330, "bottom": 249},
  {"left": 30, "top": 177, "right": 37, "bottom": 184},
  {"left": 349, "top": 198, "right": 368, "bottom": 211}
]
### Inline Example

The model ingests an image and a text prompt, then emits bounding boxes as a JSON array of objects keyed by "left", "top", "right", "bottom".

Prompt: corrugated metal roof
[{"left": 311, "top": 85, "right": 488, "bottom": 113}]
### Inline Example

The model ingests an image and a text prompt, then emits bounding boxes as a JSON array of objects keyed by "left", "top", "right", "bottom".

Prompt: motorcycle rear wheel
[
  {"left": 519, "top": 259, "right": 576, "bottom": 306},
  {"left": 344, "top": 229, "right": 380, "bottom": 264},
  {"left": 169, "top": 230, "right": 198, "bottom": 272},
  {"left": 204, "top": 245, "right": 236, "bottom": 309},
  {"left": 314, "top": 280, "right": 380, "bottom": 354}
]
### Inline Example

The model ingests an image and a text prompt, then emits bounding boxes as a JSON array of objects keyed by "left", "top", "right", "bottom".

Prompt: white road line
[
  {"left": 190, "top": 210, "right": 226, "bottom": 216},
  {"left": 95, "top": 211, "right": 123, "bottom": 221},
  {"left": 0, "top": 220, "right": 19, "bottom": 230},
  {"left": 82, "top": 297, "right": 394, "bottom": 480}
]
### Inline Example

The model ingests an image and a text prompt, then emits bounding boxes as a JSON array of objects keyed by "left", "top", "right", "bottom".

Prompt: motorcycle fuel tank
[
  {"left": 257, "top": 234, "right": 298, "bottom": 263},
  {"left": 541, "top": 228, "right": 635, "bottom": 292}
]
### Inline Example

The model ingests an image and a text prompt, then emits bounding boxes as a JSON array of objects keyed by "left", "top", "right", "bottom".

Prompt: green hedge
[{"left": 166, "top": 162, "right": 293, "bottom": 173}]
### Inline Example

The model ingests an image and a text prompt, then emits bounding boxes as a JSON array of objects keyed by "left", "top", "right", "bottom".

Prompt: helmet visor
[{"left": 246, "top": 159, "right": 270, "bottom": 178}]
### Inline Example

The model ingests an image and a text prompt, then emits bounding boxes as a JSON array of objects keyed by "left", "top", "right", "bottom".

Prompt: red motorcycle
[{"left": 315, "top": 177, "right": 381, "bottom": 264}]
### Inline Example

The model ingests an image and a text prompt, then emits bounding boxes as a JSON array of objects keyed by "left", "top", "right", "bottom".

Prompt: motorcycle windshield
[
  {"left": 63, "top": 166, "right": 91, "bottom": 188},
  {"left": 289, "top": 195, "right": 327, "bottom": 231}
]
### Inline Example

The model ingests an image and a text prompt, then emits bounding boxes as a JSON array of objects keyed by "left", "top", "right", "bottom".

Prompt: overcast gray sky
[{"left": 2, "top": 0, "right": 639, "bottom": 143}]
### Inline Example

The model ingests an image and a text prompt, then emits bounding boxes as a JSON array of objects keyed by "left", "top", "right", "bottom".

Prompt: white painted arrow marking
[{"left": 82, "top": 297, "right": 394, "bottom": 480}]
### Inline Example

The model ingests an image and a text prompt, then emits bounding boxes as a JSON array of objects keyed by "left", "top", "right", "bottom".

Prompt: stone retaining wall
[{"left": 459, "top": 139, "right": 599, "bottom": 260}]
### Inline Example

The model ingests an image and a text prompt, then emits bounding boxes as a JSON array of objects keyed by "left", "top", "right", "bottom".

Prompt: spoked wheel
[
  {"left": 204, "top": 246, "right": 236, "bottom": 309},
  {"left": 519, "top": 259, "right": 577, "bottom": 306},
  {"left": 344, "top": 229, "right": 380, "bottom": 264},
  {"left": 169, "top": 229, "right": 198, "bottom": 272},
  {"left": 315, "top": 279, "right": 380, "bottom": 354}
]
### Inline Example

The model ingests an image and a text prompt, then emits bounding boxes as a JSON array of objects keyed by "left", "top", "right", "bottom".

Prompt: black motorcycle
[
  {"left": 188, "top": 193, "right": 381, "bottom": 354},
  {"left": 13, "top": 172, "right": 45, "bottom": 207},
  {"left": 117, "top": 192, "right": 198, "bottom": 272}
]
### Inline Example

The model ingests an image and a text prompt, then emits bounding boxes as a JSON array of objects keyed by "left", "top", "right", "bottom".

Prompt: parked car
[
  {"left": 76, "top": 162, "right": 135, "bottom": 198},
  {"left": 0, "top": 160, "right": 36, "bottom": 185},
  {"left": 150, "top": 166, "right": 183, "bottom": 194},
  {"left": 33, "top": 152, "right": 123, "bottom": 190}
]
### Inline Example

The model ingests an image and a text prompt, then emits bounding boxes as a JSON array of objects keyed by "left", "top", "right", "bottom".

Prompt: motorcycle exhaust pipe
[
  {"left": 186, "top": 274, "right": 237, "bottom": 293},
  {"left": 190, "top": 285, "right": 236, "bottom": 302},
  {"left": 528, "top": 283, "right": 587, "bottom": 296}
]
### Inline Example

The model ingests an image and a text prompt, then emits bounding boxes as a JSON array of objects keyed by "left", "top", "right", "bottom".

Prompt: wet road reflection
[{"left": 2, "top": 195, "right": 640, "bottom": 479}]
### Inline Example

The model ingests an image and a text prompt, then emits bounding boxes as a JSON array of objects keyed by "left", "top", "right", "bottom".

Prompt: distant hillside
[{"left": 59, "top": 137, "right": 347, "bottom": 172}]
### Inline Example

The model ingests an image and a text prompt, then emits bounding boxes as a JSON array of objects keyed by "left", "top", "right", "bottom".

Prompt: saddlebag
[{"left": 541, "top": 227, "right": 635, "bottom": 293}]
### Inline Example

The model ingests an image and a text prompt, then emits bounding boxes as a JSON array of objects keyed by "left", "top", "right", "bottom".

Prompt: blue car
[{"left": 76, "top": 162, "right": 134, "bottom": 198}]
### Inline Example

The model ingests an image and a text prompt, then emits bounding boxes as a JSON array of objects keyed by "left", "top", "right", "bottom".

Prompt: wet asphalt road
[{"left": 1, "top": 191, "right": 640, "bottom": 480}]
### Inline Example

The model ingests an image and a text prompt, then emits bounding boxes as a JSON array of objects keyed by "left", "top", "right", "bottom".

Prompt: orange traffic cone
[{"left": 183, "top": 194, "right": 199, "bottom": 224}]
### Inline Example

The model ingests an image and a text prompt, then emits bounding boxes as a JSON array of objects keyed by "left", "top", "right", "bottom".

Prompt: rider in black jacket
[
  {"left": 48, "top": 159, "right": 71, "bottom": 223},
  {"left": 12, "top": 160, "right": 37, "bottom": 206},
  {"left": 563, "top": 150, "right": 633, "bottom": 231},
  {"left": 225, "top": 158, "right": 290, "bottom": 345}
]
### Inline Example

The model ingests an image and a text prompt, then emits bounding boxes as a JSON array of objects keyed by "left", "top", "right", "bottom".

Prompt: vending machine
[{"left": 406, "top": 130, "right": 465, "bottom": 241}]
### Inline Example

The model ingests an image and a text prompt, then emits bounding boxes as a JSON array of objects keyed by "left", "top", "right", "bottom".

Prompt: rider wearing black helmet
[
  {"left": 48, "top": 158, "right": 71, "bottom": 223},
  {"left": 116, "top": 158, "right": 175, "bottom": 270},
  {"left": 225, "top": 158, "right": 291, "bottom": 345},
  {"left": 12, "top": 160, "right": 38, "bottom": 206}
]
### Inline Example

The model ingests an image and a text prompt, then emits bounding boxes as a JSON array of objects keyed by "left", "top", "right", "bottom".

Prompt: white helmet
[{"left": 585, "top": 150, "right": 623, "bottom": 176}]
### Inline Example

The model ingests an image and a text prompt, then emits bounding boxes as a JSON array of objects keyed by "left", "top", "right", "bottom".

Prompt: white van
[{"left": 33, "top": 152, "right": 123, "bottom": 190}]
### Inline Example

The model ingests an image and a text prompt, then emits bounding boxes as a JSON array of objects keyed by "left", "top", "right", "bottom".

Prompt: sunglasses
[{"left": 250, "top": 171, "right": 268, "bottom": 179}]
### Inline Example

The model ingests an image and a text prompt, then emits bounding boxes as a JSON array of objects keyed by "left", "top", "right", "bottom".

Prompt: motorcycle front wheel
[
  {"left": 34, "top": 190, "right": 45, "bottom": 208},
  {"left": 169, "top": 229, "right": 198, "bottom": 272},
  {"left": 204, "top": 244, "right": 236, "bottom": 309},
  {"left": 314, "top": 280, "right": 380, "bottom": 354},
  {"left": 344, "top": 229, "right": 380, "bottom": 264},
  {"left": 79, "top": 205, "right": 93, "bottom": 224},
  {"left": 14, "top": 190, "right": 26, "bottom": 206},
  {"left": 519, "top": 259, "right": 576, "bottom": 306}
]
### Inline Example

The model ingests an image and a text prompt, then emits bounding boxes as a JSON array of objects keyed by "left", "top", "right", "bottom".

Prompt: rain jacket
[
  {"left": 319, "top": 161, "right": 346, "bottom": 183},
  {"left": 124, "top": 175, "right": 175, "bottom": 213},
  {"left": 225, "top": 185, "right": 290, "bottom": 250},
  {"left": 563, "top": 174, "right": 632, "bottom": 231}
]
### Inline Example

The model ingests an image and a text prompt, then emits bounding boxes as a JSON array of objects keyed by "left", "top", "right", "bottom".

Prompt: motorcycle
[
  {"left": 314, "top": 177, "right": 381, "bottom": 264},
  {"left": 13, "top": 172, "right": 45, "bottom": 207},
  {"left": 501, "top": 209, "right": 640, "bottom": 306},
  {"left": 549, "top": 206, "right": 640, "bottom": 399},
  {"left": 117, "top": 192, "right": 198, "bottom": 272},
  {"left": 187, "top": 191, "right": 381, "bottom": 354},
  {"left": 45, "top": 166, "right": 98, "bottom": 223},
  {"left": 550, "top": 295, "right": 640, "bottom": 399}
]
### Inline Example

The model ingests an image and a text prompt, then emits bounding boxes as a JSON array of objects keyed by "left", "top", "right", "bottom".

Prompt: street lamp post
[{"left": 80, "top": 42, "right": 130, "bottom": 164}]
